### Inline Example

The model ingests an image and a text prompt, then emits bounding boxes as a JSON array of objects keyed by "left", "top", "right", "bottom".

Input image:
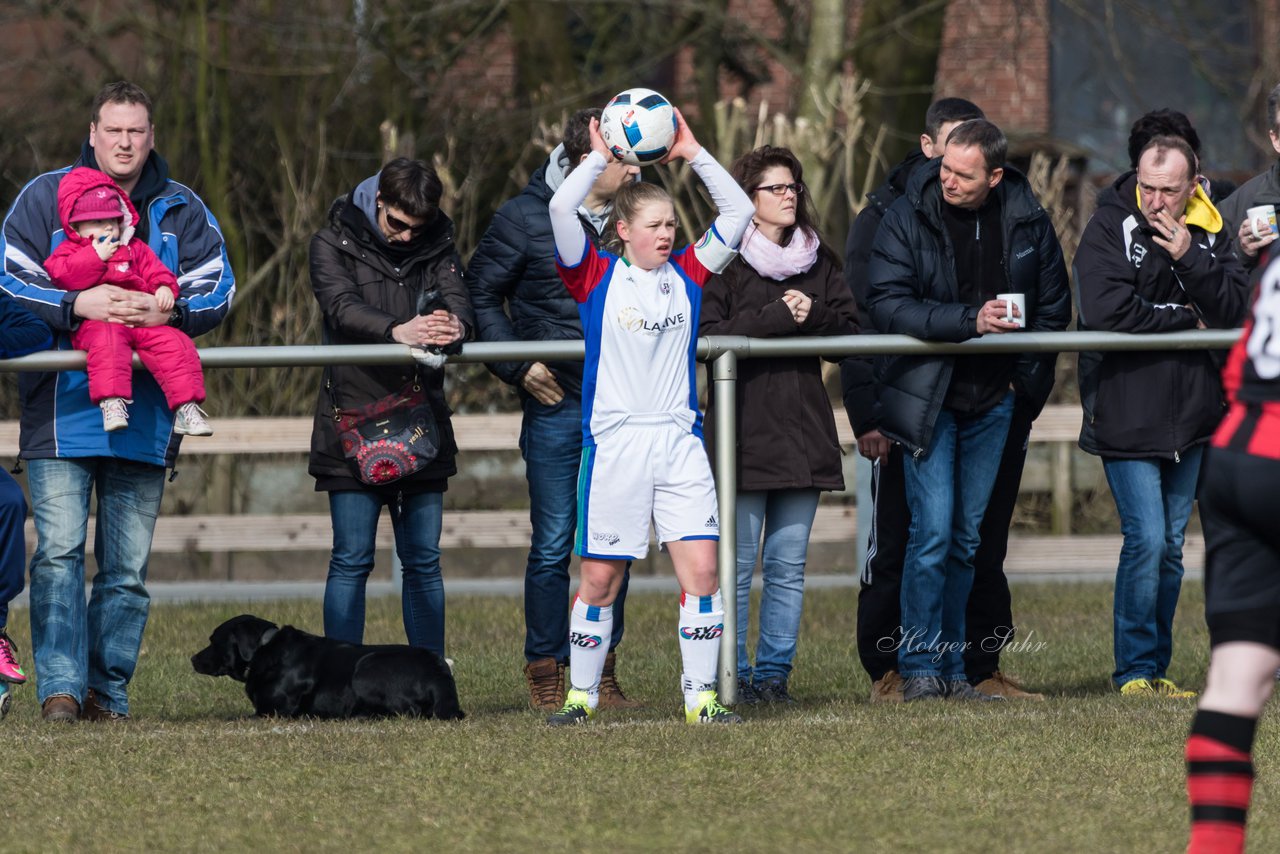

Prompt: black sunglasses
[
  {"left": 383, "top": 208, "right": 428, "bottom": 236},
  {"left": 753, "top": 183, "right": 804, "bottom": 196}
]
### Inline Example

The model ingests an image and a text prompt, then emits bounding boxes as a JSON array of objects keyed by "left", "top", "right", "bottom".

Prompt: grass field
[{"left": 0, "top": 580, "right": 1272, "bottom": 853}]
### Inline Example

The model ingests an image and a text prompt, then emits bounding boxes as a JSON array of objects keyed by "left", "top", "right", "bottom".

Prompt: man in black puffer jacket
[
  {"left": 1075, "top": 134, "right": 1250, "bottom": 698},
  {"left": 841, "top": 98, "right": 1025, "bottom": 703},
  {"left": 467, "top": 110, "right": 641, "bottom": 712},
  {"left": 868, "top": 119, "right": 1071, "bottom": 703}
]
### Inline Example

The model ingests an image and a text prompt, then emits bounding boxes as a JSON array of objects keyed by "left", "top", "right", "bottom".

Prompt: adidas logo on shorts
[{"left": 705, "top": 515, "right": 717, "bottom": 529}]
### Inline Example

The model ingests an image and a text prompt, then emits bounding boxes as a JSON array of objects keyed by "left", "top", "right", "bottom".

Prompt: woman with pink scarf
[{"left": 701, "top": 145, "right": 857, "bottom": 704}]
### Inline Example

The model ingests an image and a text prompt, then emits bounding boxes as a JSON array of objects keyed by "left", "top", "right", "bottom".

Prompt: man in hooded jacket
[
  {"left": 1075, "top": 134, "right": 1250, "bottom": 697},
  {"left": 0, "top": 81, "right": 234, "bottom": 722}
]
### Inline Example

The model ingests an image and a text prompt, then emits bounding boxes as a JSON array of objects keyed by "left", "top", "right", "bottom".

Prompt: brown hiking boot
[
  {"left": 597, "top": 651, "right": 643, "bottom": 710},
  {"left": 524, "top": 657, "right": 565, "bottom": 712},
  {"left": 41, "top": 694, "right": 80, "bottom": 723},
  {"left": 82, "top": 688, "right": 130, "bottom": 721},
  {"left": 973, "top": 671, "right": 1045, "bottom": 701},
  {"left": 869, "top": 671, "right": 904, "bottom": 704}
]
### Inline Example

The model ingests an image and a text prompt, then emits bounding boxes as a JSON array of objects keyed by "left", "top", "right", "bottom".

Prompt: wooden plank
[
  {"left": 18, "top": 506, "right": 1200, "bottom": 578},
  {"left": 0, "top": 414, "right": 523, "bottom": 457},
  {"left": 0, "top": 406, "right": 1082, "bottom": 458},
  {"left": 20, "top": 510, "right": 539, "bottom": 555},
  {"left": 1028, "top": 405, "right": 1082, "bottom": 443}
]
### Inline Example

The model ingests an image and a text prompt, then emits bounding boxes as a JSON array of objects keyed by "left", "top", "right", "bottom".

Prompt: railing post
[{"left": 712, "top": 349, "right": 738, "bottom": 703}]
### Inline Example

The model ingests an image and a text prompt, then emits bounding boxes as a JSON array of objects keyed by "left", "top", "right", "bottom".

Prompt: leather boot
[
  {"left": 82, "top": 688, "right": 130, "bottom": 722},
  {"left": 597, "top": 651, "right": 643, "bottom": 710},
  {"left": 524, "top": 657, "right": 565, "bottom": 712},
  {"left": 41, "top": 694, "right": 80, "bottom": 723}
]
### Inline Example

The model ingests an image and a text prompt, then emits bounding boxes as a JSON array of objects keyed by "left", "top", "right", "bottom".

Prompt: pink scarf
[{"left": 739, "top": 223, "right": 820, "bottom": 281}]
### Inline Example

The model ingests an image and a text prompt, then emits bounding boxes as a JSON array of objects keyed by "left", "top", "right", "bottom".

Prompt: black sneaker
[
  {"left": 736, "top": 678, "right": 761, "bottom": 705},
  {"left": 753, "top": 676, "right": 795, "bottom": 704},
  {"left": 945, "top": 678, "right": 1005, "bottom": 702},
  {"left": 902, "top": 675, "right": 946, "bottom": 702}
]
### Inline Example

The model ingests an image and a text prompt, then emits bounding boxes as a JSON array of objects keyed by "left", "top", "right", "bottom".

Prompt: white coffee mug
[
  {"left": 997, "top": 292, "right": 1026, "bottom": 328},
  {"left": 1248, "top": 204, "right": 1279, "bottom": 240}
]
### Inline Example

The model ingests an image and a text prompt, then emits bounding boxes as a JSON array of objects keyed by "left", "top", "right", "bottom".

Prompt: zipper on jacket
[{"left": 1174, "top": 450, "right": 1180, "bottom": 463}]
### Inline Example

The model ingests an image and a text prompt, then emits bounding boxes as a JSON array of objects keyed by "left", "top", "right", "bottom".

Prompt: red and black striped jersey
[{"left": 1214, "top": 252, "right": 1280, "bottom": 458}]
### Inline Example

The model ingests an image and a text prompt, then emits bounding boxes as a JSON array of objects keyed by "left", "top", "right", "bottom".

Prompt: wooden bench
[{"left": 1, "top": 404, "right": 1172, "bottom": 575}]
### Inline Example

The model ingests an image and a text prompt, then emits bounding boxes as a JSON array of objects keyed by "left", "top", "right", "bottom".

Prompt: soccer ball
[{"left": 600, "top": 88, "right": 677, "bottom": 166}]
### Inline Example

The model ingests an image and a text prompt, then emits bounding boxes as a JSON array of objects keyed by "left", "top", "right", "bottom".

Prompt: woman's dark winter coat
[
  {"left": 700, "top": 249, "right": 857, "bottom": 491},
  {"left": 308, "top": 182, "right": 474, "bottom": 492}
]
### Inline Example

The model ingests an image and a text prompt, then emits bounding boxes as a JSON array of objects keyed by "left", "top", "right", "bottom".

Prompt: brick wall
[
  {"left": 438, "top": 24, "right": 517, "bottom": 112},
  {"left": 934, "top": 0, "right": 1052, "bottom": 134}
]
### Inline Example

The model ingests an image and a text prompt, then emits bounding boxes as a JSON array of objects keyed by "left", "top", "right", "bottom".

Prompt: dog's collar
[{"left": 243, "top": 626, "right": 279, "bottom": 680}]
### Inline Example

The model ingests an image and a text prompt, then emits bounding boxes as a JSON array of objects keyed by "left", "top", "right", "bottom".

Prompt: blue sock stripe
[
  {"left": 699, "top": 595, "right": 712, "bottom": 614},
  {"left": 586, "top": 604, "right": 601, "bottom": 622}
]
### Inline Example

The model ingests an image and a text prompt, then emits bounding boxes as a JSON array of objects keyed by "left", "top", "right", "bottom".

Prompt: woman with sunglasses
[
  {"left": 700, "top": 145, "right": 857, "bottom": 703},
  {"left": 307, "top": 157, "right": 473, "bottom": 657}
]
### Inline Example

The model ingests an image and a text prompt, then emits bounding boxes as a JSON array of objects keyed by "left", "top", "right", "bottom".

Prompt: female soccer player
[{"left": 545, "top": 110, "right": 752, "bottom": 725}]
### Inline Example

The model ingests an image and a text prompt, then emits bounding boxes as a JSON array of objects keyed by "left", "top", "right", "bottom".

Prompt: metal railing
[{"left": 0, "top": 329, "right": 1242, "bottom": 701}]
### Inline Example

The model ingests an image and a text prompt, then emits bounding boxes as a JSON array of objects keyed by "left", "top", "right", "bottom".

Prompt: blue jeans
[
  {"left": 735, "top": 489, "right": 819, "bottom": 682},
  {"left": 1103, "top": 446, "right": 1204, "bottom": 685},
  {"left": 0, "top": 469, "right": 28, "bottom": 629},
  {"left": 899, "top": 393, "right": 1013, "bottom": 679},
  {"left": 27, "top": 457, "right": 165, "bottom": 715},
  {"left": 520, "top": 394, "right": 627, "bottom": 663},
  {"left": 324, "top": 489, "right": 446, "bottom": 656}
]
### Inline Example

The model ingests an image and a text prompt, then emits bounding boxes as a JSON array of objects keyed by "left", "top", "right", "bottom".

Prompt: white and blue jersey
[{"left": 557, "top": 242, "right": 719, "bottom": 445}]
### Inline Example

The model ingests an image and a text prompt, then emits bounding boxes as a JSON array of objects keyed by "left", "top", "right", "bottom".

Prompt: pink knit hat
[{"left": 69, "top": 186, "right": 125, "bottom": 223}]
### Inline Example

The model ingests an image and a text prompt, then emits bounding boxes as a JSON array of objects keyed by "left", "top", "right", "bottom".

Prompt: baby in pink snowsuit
[{"left": 44, "top": 167, "right": 211, "bottom": 435}]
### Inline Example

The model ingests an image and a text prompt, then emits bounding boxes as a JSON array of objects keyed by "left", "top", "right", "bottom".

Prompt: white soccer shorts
[{"left": 575, "top": 420, "right": 719, "bottom": 560}]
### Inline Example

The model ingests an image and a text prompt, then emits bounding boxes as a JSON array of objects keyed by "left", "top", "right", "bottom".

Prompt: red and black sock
[{"left": 1186, "top": 709, "right": 1257, "bottom": 854}]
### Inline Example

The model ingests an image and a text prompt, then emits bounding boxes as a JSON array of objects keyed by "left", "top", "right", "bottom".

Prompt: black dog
[{"left": 192, "top": 614, "right": 464, "bottom": 720}]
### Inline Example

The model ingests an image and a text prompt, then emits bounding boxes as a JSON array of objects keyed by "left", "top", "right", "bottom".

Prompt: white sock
[
  {"left": 568, "top": 597, "right": 612, "bottom": 709},
  {"left": 678, "top": 589, "right": 724, "bottom": 710}
]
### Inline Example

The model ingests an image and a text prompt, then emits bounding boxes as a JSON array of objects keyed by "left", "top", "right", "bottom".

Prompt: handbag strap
[{"left": 327, "top": 366, "right": 425, "bottom": 422}]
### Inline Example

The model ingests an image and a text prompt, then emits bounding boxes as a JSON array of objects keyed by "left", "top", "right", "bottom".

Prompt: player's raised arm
[
  {"left": 548, "top": 119, "right": 610, "bottom": 268},
  {"left": 666, "top": 109, "right": 752, "bottom": 274}
]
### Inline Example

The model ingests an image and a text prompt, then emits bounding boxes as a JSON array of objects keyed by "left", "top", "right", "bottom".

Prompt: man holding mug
[
  {"left": 1219, "top": 81, "right": 1280, "bottom": 278},
  {"left": 866, "top": 119, "right": 1071, "bottom": 702}
]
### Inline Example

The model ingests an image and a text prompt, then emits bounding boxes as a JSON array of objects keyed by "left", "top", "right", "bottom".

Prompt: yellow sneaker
[
  {"left": 685, "top": 690, "right": 743, "bottom": 724},
  {"left": 546, "top": 688, "right": 595, "bottom": 726},
  {"left": 1119, "top": 678, "right": 1156, "bottom": 696},
  {"left": 1152, "top": 677, "right": 1197, "bottom": 698}
]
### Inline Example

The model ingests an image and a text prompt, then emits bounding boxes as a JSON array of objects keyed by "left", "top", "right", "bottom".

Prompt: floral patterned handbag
[{"left": 331, "top": 379, "right": 441, "bottom": 486}]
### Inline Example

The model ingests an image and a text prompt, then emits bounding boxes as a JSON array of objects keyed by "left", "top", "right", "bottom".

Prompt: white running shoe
[
  {"left": 174, "top": 403, "right": 213, "bottom": 436},
  {"left": 100, "top": 397, "right": 129, "bottom": 432}
]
